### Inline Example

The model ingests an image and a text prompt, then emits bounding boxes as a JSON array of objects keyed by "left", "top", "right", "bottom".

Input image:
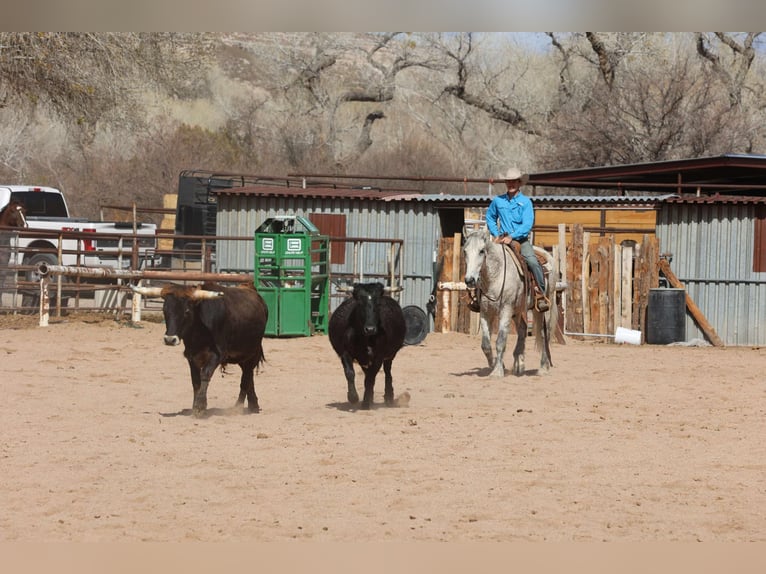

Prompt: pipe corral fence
[{"left": 0, "top": 226, "right": 405, "bottom": 327}]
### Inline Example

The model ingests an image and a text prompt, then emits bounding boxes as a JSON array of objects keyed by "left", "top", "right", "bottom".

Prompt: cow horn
[
  {"left": 191, "top": 288, "right": 224, "bottom": 300},
  {"left": 383, "top": 286, "right": 403, "bottom": 293},
  {"left": 336, "top": 285, "right": 354, "bottom": 293},
  {"left": 131, "top": 285, "right": 164, "bottom": 298}
]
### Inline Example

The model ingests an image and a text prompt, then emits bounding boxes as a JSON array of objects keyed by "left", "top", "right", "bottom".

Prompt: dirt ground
[{"left": 1, "top": 312, "right": 765, "bottom": 542}]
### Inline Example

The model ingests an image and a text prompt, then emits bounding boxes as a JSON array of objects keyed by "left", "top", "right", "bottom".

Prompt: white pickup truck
[{"left": 0, "top": 184, "right": 158, "bottom": 284}]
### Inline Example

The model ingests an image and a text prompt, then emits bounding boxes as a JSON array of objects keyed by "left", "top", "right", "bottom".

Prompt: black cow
[
  {"left": 328, "top": 282, "right": 406, "bottom": 409},
  {"left": 133, "top": 282, "right": 268, "bottom": 416}
]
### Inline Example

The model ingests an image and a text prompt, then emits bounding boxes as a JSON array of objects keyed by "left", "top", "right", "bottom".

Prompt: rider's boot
[{"left": 534, "top": 284, "right": 550, "bottom": 312}]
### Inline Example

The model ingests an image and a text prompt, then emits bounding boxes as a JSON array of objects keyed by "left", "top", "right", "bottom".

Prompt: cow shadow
[
  {"left": 158, "top": 406, "right": 256, "bottom": 418},
  {"left": 325, "top": 401, "right": 390, "bottom": 412}
]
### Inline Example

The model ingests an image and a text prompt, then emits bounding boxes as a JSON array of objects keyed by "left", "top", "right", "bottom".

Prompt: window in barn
[
  {"left": 755, "top": 204, "right": 766, "bottom": 273},
  {"left": 309, "top": 213, "right": 346, "bottom": 265}
]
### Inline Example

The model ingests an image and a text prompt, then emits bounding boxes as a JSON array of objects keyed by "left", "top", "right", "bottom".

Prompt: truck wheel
[{"left": 21, "top": 253, "right": 70, "bottom": 313}]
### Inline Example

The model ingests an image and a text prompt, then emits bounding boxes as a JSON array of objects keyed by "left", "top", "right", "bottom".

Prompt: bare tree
[
  {"left": 435, "top": 33, "right": 538, "bottom": 135},
  {"left": 695, "top": 32, "right": 761, "bottom": 107},
  {"left": 544, "top": 41, "right": 753, "bottom": 168}
]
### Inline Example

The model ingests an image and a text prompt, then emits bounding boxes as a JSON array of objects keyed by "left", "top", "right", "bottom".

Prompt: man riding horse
[{"left": 469, "top": 167, "right": 550, "bottom": 314}]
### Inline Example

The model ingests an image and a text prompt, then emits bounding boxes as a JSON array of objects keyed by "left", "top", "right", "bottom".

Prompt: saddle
[{"left": 507, "top": 240, "right": 551, "bottom": 313}]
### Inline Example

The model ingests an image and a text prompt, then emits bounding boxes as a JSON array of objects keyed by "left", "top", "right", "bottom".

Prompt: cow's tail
[{"left": 256, "top": 342, "right": 266, "bottom": 372}]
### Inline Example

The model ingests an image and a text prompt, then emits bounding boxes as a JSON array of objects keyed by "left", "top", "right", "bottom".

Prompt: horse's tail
[{"left": 533, "top": 251, "right": 559, "bottom": 358}]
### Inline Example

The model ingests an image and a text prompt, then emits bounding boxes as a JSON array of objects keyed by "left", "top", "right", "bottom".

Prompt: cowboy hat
[{"left": 498, "top": 167, "right": 527, "bottom": 182}]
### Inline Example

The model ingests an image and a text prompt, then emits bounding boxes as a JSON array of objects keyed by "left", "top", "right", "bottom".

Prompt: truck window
[{"left": 11, "top": 191, "right": 68, "bottom": 218}]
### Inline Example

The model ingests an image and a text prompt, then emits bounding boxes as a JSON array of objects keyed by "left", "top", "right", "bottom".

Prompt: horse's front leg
[
  {"left": 511, "top": 313, "right": 527, "bottom": 376},
  {"left": 479, "top": 314, "right": 494, "bottom": 369},
  {"left": 491, "top": 308, "right": 513, "bottom": 378}
]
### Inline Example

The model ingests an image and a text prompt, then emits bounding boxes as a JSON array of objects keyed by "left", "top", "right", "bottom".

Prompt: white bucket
[{"left": 615, "top": 327, "right": 642, "bottom": 345}]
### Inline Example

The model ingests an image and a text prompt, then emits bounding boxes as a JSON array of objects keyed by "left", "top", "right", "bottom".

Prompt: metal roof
[
  {"left": 214, "top": 185, "right": 679, "bottom": 207},
  {"left": 528, "top": 154, "right": 766, "bottom": 194},
  {"left": 214, "top": 184, "right": 416, "bottom": 202},
  {"left": 664, "top": 193, "right": 766, "bottom": 204}
]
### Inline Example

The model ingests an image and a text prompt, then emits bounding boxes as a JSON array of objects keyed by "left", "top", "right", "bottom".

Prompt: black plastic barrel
[{"left": 646, "top": 288, "right": 686, "bottom": 344}]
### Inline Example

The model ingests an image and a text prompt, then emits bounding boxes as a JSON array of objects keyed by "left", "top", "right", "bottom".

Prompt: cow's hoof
[
  {"left": 192, "top": 408, "right": 207, "bottom": 418},
  {"left": 348, "top": 391, "right": 359, "bottom": 404},
  {"left": 360, "top": 402, "right": 372, "bottom": 410},
  {"left": 248, "top": 404, "right": 260, "bottom": 413}
]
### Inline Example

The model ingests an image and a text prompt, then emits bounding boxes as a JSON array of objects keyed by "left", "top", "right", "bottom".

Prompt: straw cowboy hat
[{"left": 497, "top": 167, "right": 528, "bottom": 183}]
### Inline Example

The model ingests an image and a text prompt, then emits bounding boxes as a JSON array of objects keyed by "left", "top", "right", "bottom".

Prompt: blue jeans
[{"left": 519, "top": 240, "right": 545, "bottom": 292}]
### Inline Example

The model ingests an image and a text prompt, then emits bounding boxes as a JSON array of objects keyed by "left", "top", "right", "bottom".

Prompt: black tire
[
  {"left": 402, "top": 305, "right": 429, "bottom": 345},
  {"left": 21, "top": 253, "right": 69, "bottom": 313}
]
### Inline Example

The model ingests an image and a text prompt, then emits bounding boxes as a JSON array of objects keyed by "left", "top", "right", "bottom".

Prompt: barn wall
[
  {"left": 214, "top": 194, "right": 442, "bottom": 316},
  {"left": 657, "top": 203, "right": 766, "bottom": 346},
  {"left": 535, "top": 207, "right": 656, "bottom": 247}
]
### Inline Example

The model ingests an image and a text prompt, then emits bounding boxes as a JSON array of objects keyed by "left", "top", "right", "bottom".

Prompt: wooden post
[
  {"left": 439, "top": 237, "right": 454, "bottom": 332},
  {"left": 582, "top": 230, "right": 591, "bottom": 334},
  {"left": 556, "top": 223, "right": 568, "bottom": 342},
  {"left": 619, "top": 243, "right": 633, "bottom": 329},
  {"left": 567, "top": 224, "right": 584, "bottom": 334},
  {"left": 450, "top": 232, "right": 461, "bottom": 332},
  {"left": 601, "top": 235, "right": 614, "bottom": 336}
]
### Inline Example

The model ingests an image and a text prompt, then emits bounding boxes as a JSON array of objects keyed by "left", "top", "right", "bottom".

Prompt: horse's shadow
[{"left": 452, "top": 366, "right": 542, "bottom": 378}]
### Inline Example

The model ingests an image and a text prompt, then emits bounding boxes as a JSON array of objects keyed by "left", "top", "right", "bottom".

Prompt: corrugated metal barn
[
  {"left": 531, "top": 154, "right": 766, "bottom": 346},
  {"left": 213, "top": 185, "right": 482, "bottom": 316},
  {"left": 658, "top": 195, "right": 766, "bottom": 345},
  {"left": 207, "top": 153, "right": 766, "bottom": 345}
]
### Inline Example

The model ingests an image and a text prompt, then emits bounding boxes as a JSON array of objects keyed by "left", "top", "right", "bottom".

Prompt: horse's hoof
[{"left": 348, "top": 391, "right": 359, "bottom": 404}]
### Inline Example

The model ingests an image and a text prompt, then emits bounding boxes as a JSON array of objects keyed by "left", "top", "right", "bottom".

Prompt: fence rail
[{"left": 1, "top": 226, "right": 407, "bottom": 324}]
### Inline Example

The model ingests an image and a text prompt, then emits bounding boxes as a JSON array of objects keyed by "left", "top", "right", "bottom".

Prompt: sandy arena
[{"left": 1, "top": 313, "right": 765, "bottom": 541}]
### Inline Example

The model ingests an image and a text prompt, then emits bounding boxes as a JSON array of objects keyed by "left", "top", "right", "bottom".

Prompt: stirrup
[{"left": 534, "top": 293, "right": 550, "bottom": 312}]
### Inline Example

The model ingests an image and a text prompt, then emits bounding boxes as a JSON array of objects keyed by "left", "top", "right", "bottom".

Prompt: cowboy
[{"left": 468, "top": 167, "right": 550, "bottom": 313}]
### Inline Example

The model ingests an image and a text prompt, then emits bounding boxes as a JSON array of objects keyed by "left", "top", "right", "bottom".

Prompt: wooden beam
[
  {"left": 657, "top": 259, "right": 725, "bottom": 347},
  {"left": 567, "top": 224, "right": 584, "bottom": 334},
  {"left": 451, "top": 232, "right": 461, "bottom": 332},
  {"left": 619, "top": 243, "right": 633, "bottom": 328}
]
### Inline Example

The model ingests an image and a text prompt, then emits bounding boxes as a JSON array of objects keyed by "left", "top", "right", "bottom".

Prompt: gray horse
[{"left": 463, "top": 227, "right": 557, "bottom": 377}]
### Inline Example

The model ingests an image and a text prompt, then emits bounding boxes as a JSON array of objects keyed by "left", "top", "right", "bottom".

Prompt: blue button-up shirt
[{"left": 485, "top": 190, "right": 535, "bottom": 241}]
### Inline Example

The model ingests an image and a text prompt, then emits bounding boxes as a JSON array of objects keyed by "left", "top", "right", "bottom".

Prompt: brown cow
[{"left": 133, "top": 282, "right": 268, "bottom": 417}]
